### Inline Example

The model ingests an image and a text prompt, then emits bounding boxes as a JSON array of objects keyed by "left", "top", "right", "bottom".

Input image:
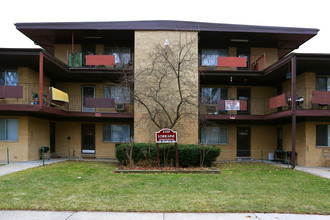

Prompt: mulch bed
[{"left": 114, "top": 165, "right": 221, "bottom": 174}]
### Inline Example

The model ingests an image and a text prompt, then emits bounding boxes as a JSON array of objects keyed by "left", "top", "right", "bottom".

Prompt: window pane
[
  {"left": 316, "top": 125, "right": 328, "bottom": 146},
  {"left": 5, "top": 71, "right": 18, "bottom": 86},
  {"left": 111, "top": 125, "right": 130, "bottom": 142},
  {"left": 316, "top": 77, "right": 327, "bottom": 91},
  {"left": 201, "top": 126, "right": 228, "bottom": 144},
  {"left": 104, "top": 86, "right": 111, "bottom": 98},
  {"left": 328, "top": 78, "right": 330, "bottom": 92},
  {"left": 103, "top": 124, "right": 111, "bottom": 142},
  {"left": 6, "top": 119, "right": 18, "bottom": 141},
  {"left": 201, "top": 49, "right": 228, "bottom": 66},
  {"left": 0, "top": 119, "right": 5, "bottom": 140},
  {"left": 0, "top": 72, "right": 5, "bottom": 85},
  {"left": 110, "top": 86, "right": 130, "bottom": 103},
  {"left": 202, "top": 88, "right": 220, "bottom": 104},
  {"left": 328, "top": 125, "right": 330, "bottom": 147}
]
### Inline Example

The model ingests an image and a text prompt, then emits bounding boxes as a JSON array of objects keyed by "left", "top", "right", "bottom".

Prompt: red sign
[{"left": 155, "top": 128, "right": 177, "bottom": 143}]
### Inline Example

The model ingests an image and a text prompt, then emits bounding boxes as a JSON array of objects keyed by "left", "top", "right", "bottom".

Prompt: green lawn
[{"left": 0, "top": 161, "right": 328, "bottom": 214}]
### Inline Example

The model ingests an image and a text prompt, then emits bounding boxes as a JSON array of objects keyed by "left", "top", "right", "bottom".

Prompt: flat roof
[{"left": 15, "top": 20, "right": 318, "bottom": 34}]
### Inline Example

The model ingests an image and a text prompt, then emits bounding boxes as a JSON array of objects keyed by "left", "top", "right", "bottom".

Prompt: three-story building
[{"left": 0, "top": 21, "right": 329, "bottom": 166}]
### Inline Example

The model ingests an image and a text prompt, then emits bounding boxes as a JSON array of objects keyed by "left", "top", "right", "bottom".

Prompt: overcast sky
[{"left": 0, "top": 0, "right": 328, "bottom": 53}]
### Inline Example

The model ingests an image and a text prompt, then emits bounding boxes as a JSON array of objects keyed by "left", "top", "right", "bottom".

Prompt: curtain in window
[
  {"left": 316, "top": 77, "right": 327, "bottom": 91},
  {"left": 104, "top": 86, "right": 130, "bottom": 103},
  {"left": 0, "top": 119, "right": 18, "bottom": 141},
  {"left": 201, "top": 88, "right": 228, "bottom": 104},
  {"left": 103, "top": 124, "right": 130, "bottom": 142},
  {"left": 104, "top": 48, "right": 131, "bottom": 65},
  {"left": 201, "top": 49, "right": 228, "bottom": 66},
  {"left": 201, "top": 126, "right": 228, "bottom": 144},
  {"left": 0, "top": 71, "right": 18, "bottom": 86}
]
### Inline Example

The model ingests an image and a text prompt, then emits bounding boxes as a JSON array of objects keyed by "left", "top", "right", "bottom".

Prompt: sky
[{"left": 0, "top": 0, "right": 329, "bottom": 53}]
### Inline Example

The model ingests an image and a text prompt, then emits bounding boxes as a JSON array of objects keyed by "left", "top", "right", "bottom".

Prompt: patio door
[
  {"left": 81, "top": 124, "right": 95, "bottom": 154},
  {"left": 82, "top": 86, "right": 95, "bottom": 112},
  {"left": 237, "top": 127, "right": 251, "bottom": 157},
  {"left": 237, "top": 88, "right": 250, "bottom": 114}
]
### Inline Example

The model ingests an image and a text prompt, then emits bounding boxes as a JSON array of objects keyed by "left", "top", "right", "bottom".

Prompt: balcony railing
[
  {"left": 269, "top": 89, "right": 330, "bottom": 111},
  {"left": 67, "top": 52, "right": 134, "bottom": 70},
  {"left": 198, "top": 54, "right": 266, "bottom": 71}
]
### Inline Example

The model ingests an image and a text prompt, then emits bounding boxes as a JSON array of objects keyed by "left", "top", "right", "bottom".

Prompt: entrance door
[
  {"left": 81, "top": 124, "right": 95, "bottom": 154},
  {"left": 82, "top": 86, "right": 95, "bottom": 112},
  {"left": 50, "top": 122, "right": 55, "bottom": 153},
  {"left": 237, "top": 127, "right": 251, "bottom": 157},
  {"left": 237, "top": 88, "right": 250, "bottom": 114}
]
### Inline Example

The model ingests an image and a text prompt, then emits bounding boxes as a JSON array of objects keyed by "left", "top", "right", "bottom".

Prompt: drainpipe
[
  {"left": 291, "top": 56, "right": 296, "bottom": 169},
  {"left": 39, "top": 52, "right": 44, "bottom": 109}
]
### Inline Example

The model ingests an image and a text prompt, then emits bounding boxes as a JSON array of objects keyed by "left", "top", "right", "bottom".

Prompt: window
[
  {"left": 316, "top": 125, "right": 330, "bottom": 146},
  {"left": 316, "top": 76, "right": 330, "bottom": 91},
  {"left": 0, "top": 119, "right": 18, "bottom": 141},
  {"left": 104, "top": 47, "right": 131, "bottom": 66},
  {"left": 201, "top": 87, "right": 228, "bottom": 104},
  {"left": 201, "top": 49, "right": 228, "bottom": 66},
  {"left": 103, "top": 124, "right": 132, "bottom": 142},
  {"left": 104, "top": 86, "right": 131, "bottom": 104},
  {"left": 0, "top": 70, "right": 18, "bottom": 86},
  {"left": 201, "top": 126, "right": 228, "bottom": 144}
]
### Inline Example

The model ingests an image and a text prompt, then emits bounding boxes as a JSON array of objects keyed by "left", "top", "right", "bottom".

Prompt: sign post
[{"left": 155, "top": 128, "right": 178, "bottom": 168}]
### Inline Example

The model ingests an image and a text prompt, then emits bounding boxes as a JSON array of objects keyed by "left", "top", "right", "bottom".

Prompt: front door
[
  {"left": 237, "top": 88, "right": 250, "bottom": 114},
  {"left": 50, "top": 122, "right": 56, "bottom": 153},
  {"left": 237, "top": 127, "right": 251, "bottom": 157},
  {"left": 82, "top": 86, "right": 95, "bottom": 112},
  {"left": 81, "top": 124, "right": 95, "bottom": 154}
]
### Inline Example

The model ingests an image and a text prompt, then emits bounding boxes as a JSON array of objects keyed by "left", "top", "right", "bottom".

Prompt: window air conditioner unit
[{"left": 115, "top": 103, "right": 125, "bottom": 111}]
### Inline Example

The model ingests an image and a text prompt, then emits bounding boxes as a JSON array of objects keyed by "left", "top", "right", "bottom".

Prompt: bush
[{"left": 116, "top": 143, "right": 220, "bottom": 167}]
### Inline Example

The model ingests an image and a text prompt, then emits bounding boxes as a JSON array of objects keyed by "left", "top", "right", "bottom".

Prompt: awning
[{"left": 50, "top": 87, "right": 69, "bottom": 103}]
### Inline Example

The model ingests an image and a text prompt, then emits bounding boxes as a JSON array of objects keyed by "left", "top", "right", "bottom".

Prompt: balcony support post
[
  {"left": 72, "top": 31, "right": 74, "bottom": 53},
  {"left": 291, "top": 56, "right": 297, "bottom": 169},
  {"left": 39, "top": 52, "right": 44, "bottom": 109}
]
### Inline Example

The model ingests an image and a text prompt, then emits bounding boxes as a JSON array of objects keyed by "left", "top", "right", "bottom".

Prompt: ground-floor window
[
  {"left": 0, "top": 119, "right": 18, "bottom": 141},
  {"left": 316, "top": 125, "right": 330, "bottom": 146},
  {"left": 103, "top": 124, "right": 131, "bottom": 142},
  {"left": 201, "top": 126, "right": 228, "bottom": 144}
]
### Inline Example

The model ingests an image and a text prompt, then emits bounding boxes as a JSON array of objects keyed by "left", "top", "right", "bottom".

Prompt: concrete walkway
[
  {"left": 274, "top": 164, "right": 330, "bottom": 179},
  {"left": 0, "top": 158, "right": 67, "bottom": 177},
  {"left": 0, "top": 211, "right": 329, "bottom": 220}
]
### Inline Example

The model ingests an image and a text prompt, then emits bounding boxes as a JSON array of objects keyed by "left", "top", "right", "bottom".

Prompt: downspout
[
  {"left": 291, "top": 56, "right": 296, "bottom": 169},
  {"left": 39, "top": 52, "right": 44, "bottom": 109}
]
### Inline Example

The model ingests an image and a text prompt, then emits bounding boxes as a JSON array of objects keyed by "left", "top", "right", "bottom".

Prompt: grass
[{"left": 0, "top": 161, "right": 329, "bottom": 214}]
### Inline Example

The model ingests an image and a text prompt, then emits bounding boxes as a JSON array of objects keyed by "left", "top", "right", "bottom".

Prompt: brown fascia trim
[
  {"left": 264, "top": 53, "right": 330, "bottom": 76},
  {"left": 0, "top": 104, "right": 134, "bottom": 119},
  {"left": 15, "top": 20, "right": 319, "bottom": 35},
  {"left": 201, "top": 109, "right": 330, "bottom": 121}
]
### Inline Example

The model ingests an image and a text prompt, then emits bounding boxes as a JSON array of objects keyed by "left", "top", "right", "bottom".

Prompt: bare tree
[{"left": 115, "top": 32, "right": 199, "bottom": 130}]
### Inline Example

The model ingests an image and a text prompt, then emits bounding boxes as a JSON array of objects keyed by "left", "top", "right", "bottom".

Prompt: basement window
[
  {"left": 316, "top": 125, "right": 330, "bottom": 147},
  {"left": 0, "top": 119, "right": 18, "bottom": 141},
  {"left": 0, "top": 70, "right": 18, "bottom": 86}
]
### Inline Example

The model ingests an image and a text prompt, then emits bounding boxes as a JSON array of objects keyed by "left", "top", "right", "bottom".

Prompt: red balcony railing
[
  {"left": 67, "top": 52, "right": 134, "bottom": 70},
  {"left": 198, "top": 54, "right": 266, "bottom": 71}
]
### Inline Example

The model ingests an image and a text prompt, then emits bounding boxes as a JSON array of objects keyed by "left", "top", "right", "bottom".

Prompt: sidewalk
[
  {"left": 274, "top": 163, "right": 330, "bottom": 179},
  {"left": 0, "top": 211, "right": 329, "bottom": 220},
  {"left": 0, "top": 158, "right": 67, "bottom": 177}
]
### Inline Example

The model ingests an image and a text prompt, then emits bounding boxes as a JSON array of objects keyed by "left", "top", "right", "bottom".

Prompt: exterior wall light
[{"left": 164, "top": 39, "right": 170, "bottom": 46}]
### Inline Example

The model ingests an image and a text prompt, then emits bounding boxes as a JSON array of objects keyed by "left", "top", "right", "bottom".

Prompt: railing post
[
  {"left": 42, "top": 147, "right": 45, "bottom": 166},
  {"left": 7, "top": 147, "right": 9, "bottom": 165},
  {"left": 39, "top": 52, "right": 44, "bottom": 109}
]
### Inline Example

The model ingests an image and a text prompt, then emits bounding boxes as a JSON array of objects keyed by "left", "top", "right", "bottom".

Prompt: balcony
[
  {"left": 67, "top": 52, "right": 134, "bottom": 70},
  {"left": 198, "top": 54, "right": 266, "bottom": 71}
]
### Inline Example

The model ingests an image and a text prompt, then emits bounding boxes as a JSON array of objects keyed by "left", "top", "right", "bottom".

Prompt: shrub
[{"left": 116, "top": 143, "right": 220, "bottom": 167}]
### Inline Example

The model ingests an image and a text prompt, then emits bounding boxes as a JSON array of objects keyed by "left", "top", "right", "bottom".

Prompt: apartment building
[{"left": 0, "top": 20, "right": 329, "bottom": 166}]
